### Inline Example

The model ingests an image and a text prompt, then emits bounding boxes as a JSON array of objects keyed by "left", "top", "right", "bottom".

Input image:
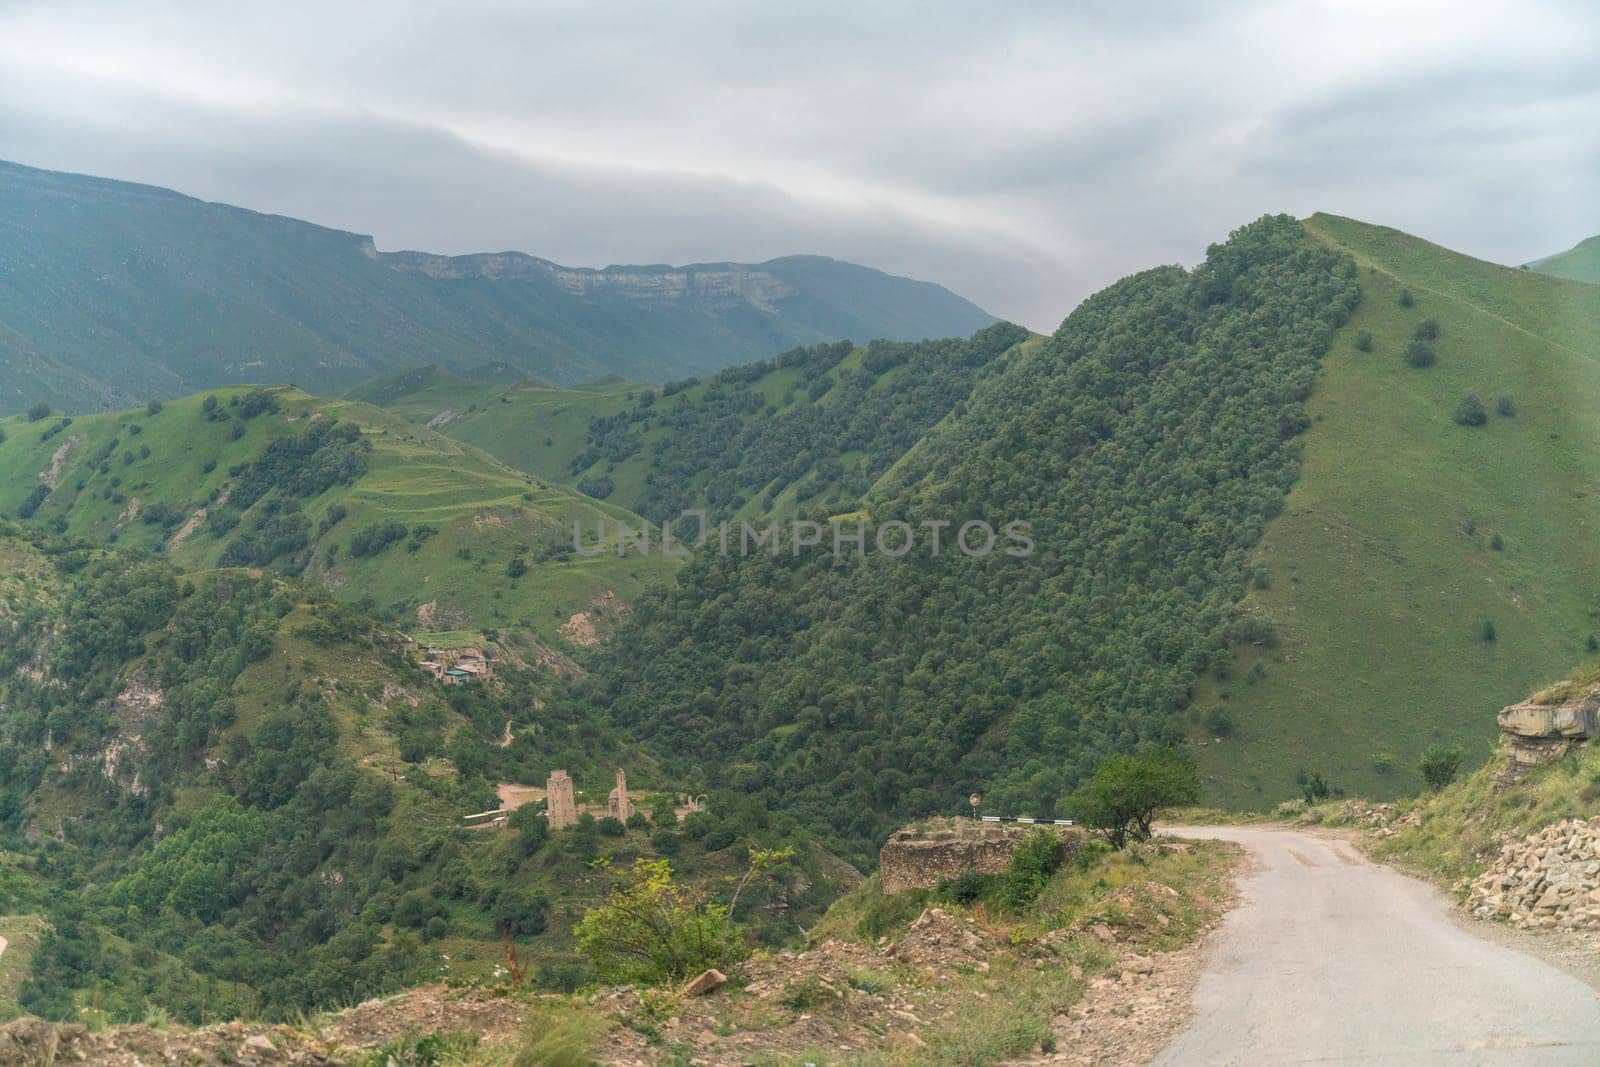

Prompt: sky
[{"left": 1, "top": 0, "right": 1597, "bottom": 330}]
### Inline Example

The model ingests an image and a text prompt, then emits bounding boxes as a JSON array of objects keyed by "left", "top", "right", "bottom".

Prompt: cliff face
[
  {"left": 380, "top": 249, "right": 794, "bottom": 310},
  {"left": 1497, "top": 680, "right": 1600, "bottom": 777}
]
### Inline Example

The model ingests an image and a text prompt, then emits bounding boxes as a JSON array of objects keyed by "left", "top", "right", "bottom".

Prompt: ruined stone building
[
  {"left": 608, "top": 768, "right": 632, "bottom": 822},
  {"left": 546, "top": 769, "right": 577, "bottom": 829}
]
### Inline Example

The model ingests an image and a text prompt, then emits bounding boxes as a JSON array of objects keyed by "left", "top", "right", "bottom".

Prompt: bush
[
  {"left": 1205, "top": 706, "right": 1234, "bottom": 738},
  {"left": 349, "top": 521, "right": 409, "bottom": 558},
  {"left": 26, "top": 401, "right": 50, "bottom": 422},
  {"left": 1453, "top": 395, "right": 1487, "bottom": 426},
  {"left": 1404, "top": 339, "right": 1436, "bottom": 368},
  {"left": 507, "top": 558, "right": 528, "bottom": 579},
  {"left": 146, "top": 399, "right": 164, "bottom": 416},
  {"left": 936, "top": 871, "right": 997, "bottom": 907},
  {"left": 491, "top": 885, "right": 550, "bottom": 937},
  {"left": 1414, "top": 318, "right": 1440, "bottom": 341},
  {"left": 1353, "top": 330, "right": 1373, "bottom": 353},
  {"left": 1481, "top": 619, "right": 1496, "bottom": 642},
  {"left": 1419, "top": 745, "right": 1463, "bottom": 792},
  {"left": 626, "top": 812, "right": 650, "bottom": 831},
  {"left": 1069, "top": 749, "right": 1201, "bottom": 849},
  {"left": 1002, "top": 827, "right": 1065, "bottom": 909},
  {"left": 1496, "top": 396, "right": 1515, "bottom": 417},
  {"left": 597, "top": 816, "right": 625, "bottom": 837},
  {"left": 1398, "top": 288, "right": 1415, "bottom": 308},
  {"left": 573, "top": 859, "right": 745, "bottom": 984},
  {"left": 1302, "top": 770, "right": 1330, "bottom": 804}
]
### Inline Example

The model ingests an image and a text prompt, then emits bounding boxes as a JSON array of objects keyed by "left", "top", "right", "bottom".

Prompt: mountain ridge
[{"left": 0, "top": 158, "right": 995, "bottom": 413}]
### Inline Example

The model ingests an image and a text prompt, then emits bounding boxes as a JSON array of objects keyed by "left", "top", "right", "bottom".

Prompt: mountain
[
  {"left": 0, "top": 159, "right": 996, "bottom": 415},
  {"left": 1529, "top": 234, "right": 1600, "bottom": 283},
  {"left": 355, "top": 322, "right": 1036, "bottom": 523},
  {"left": 0, "top": 385, "right": 679, "bottom": 650},
  {"left": 0, "top": 524, "right": 852, "bottom": 1023},
  {"left": 1193, "top": 214, "right": 1600, "bottom": 804}
]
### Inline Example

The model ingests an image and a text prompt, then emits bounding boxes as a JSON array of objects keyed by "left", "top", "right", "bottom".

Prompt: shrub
[
  {"left": 1481, "top": 619, "right": 1496, "bottom": 642},
  {"left": 1496, "top": 396, "right": 1515, "bottom": 417},
  {"left": 1453, "top": 395, "right": 1487, "bottom": 426},
  {"left": 1398, "top": 288, "right": 1415, "bottom": 308},
  {"left": 1068, "top": 749, "right": 1200, "bottom": 850},
  {"left": 1404, "top": 339, "right": 1436, "bottom": 368},
  {"left": 937, "top": 870, "right": 997, "bottom": 907},
  {"left": 597, "top": 816, "right": 625, "bottom": 837},
  {"left": 1419, "top": 746, "right": 1463, "bottom": 792},
  {"left": 626, "top": 812, "right": 650, "bottom": 831},
  {"left": 491, "top": 885, "right": 550, "bottom": 937},
  {"left": 1414, "top": 318, "right": 1440, "bottom": 341},
  {"left": 573, "top": 859, "right": 745, "bottom": 984},
  {"left": 507, "top": 558, "right": 528, "bottom": 579},
  {"left": 1302, "top": 770, "right": 1330, "bottom": 805},
  {"left": 1205, "top": 706, "right": 1234, "bottom": 738},
  {"left": 26, "top": 401, "right": 50, "bottom": 422},
  {"left": 349, "top": 521, "right": 409, "bottom": 558},
  {"left": 146, "top": 399, "right": 164, "bottom": 416},
  {"left": 1490, "top": 533, "right": 1503, "bottom": 551},
  {"left": 1228, "top": 614, "right": 1278, "bottom": 647},
  {"left": 1002, "top": 827, "right": 1065, "bottom": 909},
  {"left": 1353, "top": 329, "right": 1373, "bottom": 353}
]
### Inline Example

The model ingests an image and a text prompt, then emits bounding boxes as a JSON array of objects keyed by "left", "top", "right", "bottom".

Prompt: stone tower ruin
[
  {"left": 608, "top": 768, "right": 632, "bottom": 822},
  {"left": 546, "top": 769, "right": 577, "bottom": 829}
]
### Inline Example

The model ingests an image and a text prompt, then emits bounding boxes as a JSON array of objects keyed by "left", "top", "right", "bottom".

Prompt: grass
[
  {"left": 1192, "top": 215, "right": 1600, "bottom": 807},
  {"left": 719, "top": 838, "right": 1238, "bottom": 1067},
  {"left": 0, "top": 385, "right": 678, "bottom": 646}
]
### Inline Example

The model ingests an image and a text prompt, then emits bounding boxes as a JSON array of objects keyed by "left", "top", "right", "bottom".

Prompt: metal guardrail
[{"left": 979, "top": 815, "right": 1075, "bottom": 825}]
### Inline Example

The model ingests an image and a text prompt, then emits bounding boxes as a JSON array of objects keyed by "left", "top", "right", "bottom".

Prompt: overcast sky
[{"left": 2, "top": 0, "right": 1596, "bottom": 330}]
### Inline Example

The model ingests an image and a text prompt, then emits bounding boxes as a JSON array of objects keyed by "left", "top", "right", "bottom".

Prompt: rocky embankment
[{"left": 1467, "top": 818, "right": 1600, "bottom": 930}]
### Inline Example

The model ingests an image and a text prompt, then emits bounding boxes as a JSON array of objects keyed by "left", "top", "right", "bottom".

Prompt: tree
[
  {"left": 1495, "top": 396, "right": 1515, "bottom": 417},
  {"left": 1480, "top": 619, "right": 1496, "bottom": 642},
  {"left": 1398, "top": 288, "right": 1415, "bottom": 307},
  {"left": 574, "top": 859, "right": 745, "bottom": 984},
  {"left": 1068, "top": 750, "right": 1201, "bottom": 850},
  {"left": 1415, "top": 318, "right": 1440, "bottom": 341},
  {"left": 728, "top": 846, "right": 796, "bottom": 914},
  {"left": 1353, "top": 329, "right": 1373, "bottom": 353},
  {"left": 26, "top": 401, "right": 50, "bottom": 422},
  {"left": 1419, "top": 746, "right": 1463, "bottom": 792},
  {"left": 1302, "top": 770, "right": 1330, "bottom": 805},
  {"left": 1453, "top": 394, "right": 1487, "bottom": 426},
  {"left": 146, "top": 399, "right": 164, "bottom": 416},
  {"left": 1405, "top": 339, "right": 1436, "bottom": 368}
]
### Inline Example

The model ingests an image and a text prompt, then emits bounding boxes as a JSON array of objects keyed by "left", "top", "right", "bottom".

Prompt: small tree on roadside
[
  {"left": 1302, "top": 770, "right": 1330, "bottom": 805},
  {"left": 1419, "top": 746, "right": 1464, "bottom": 792},
  {"left": 1068, "top": 749, "right": 1201, "bottom": 850},
  {"left": 1002, "top": 827, "right": 1065, "bottom": 909}
]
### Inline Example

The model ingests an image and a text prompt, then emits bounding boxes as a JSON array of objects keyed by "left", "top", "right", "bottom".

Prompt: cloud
[{"left": 1, "top": 0, "right": 1596, "bottom": 330}]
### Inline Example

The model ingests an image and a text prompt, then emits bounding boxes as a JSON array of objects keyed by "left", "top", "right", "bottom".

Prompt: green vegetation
[
  {"left": 0, "top": 385, "right": 677, "bottom": 646},
  {"left": 1530, "top": 233, "right": 1600, "bottom": 283},
  {"left": 1194, "top": 214, "right": 1600, "bottom": 804},
  {"left": 1069, "top": 751, "right": 1203, "bottom": 849},
  {"left": 0, "top": 159, "right": 995, "bottom": 414},
  {"left": 573, "top": 858, "right": 745, "bottom": 984},
  {"left": 1419, "top": 746, "right": 1464, "bottom": 791},
  {"left": 359, "top": 323, "right": 1034, "bottom": 524},
  {"left": 578, "top": 215, "right": 1358, "bottom": 861}
]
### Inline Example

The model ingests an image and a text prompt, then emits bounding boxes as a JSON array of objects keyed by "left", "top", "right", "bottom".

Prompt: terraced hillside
[
  {"left": 361, "top": 323, "right": 1036, "bottom": 524},
  {"left": 0, "top": 387, "right": 676, "bottom": 647},
  {"left": 1194, "top": 214, "right": 1600, "bottom": 805}
]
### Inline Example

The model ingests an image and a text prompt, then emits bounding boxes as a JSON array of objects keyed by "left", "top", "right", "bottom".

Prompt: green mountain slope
[
  {"left": 569, "top": 215, "right": 1360, "bottom": 862},
  {"left": 0, "top": 159, "right": 996, "bottom": 414},
  {"left": 0, "top": 386, "right": 677, "bottom": 647},
  {"left": 358, "top": 323, "right": 1035, "bottom": 524},
  {"left": 1530, "top": 234, "right": 1600, "bottom": 283},
  {"left": 0, "top": 527, "right": 850, "bottom": 1023},
  {"left": 1193, "top": 214, "right": 1600, "bottom": 804}
]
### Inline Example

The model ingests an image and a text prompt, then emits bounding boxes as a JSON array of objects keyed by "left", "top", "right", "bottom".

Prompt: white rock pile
[{"left": 1467, "top": 817, "right": 1600, "bottom": 929}]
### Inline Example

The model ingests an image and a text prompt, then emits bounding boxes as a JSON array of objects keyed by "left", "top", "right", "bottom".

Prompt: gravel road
[{"left": 1152, "top": 825, "right": 1600, "bottom": 1065}]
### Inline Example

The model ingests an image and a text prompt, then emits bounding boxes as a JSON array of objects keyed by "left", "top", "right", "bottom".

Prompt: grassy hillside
[
  {"left": 0, "top": 386, "right": 677, "bottom": 647},
  {"left": 0, "top": 159, "right": 995, "bottom": 414},
  {"left": 1530, "top": 234, "right": 1600, "bottom": 283},
  {"left": 1194, "top": 214, "right": 1600, "bottom": 805},
  {"left": 360, "top": 323, "right": 1036, "bottom": 524}
]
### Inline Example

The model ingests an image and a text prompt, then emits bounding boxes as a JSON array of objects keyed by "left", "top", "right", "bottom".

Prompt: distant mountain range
[
  {"left": 1529, "top": 235, "right": 1600, "bottom": 283},
  {"left": 0, "top": 159, "right": 996, "bottom": 414}
]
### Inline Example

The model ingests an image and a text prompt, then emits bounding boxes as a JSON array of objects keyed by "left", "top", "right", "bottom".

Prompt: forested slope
[
  {"left": 573, "top": 215, "right": 1360, "bottom": 861},
  {"left": 359, "top": 323, "right": 1034, "bottom": 524}
]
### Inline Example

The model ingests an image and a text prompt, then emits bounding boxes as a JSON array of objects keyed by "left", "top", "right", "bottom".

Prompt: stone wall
[{"left": 879, "top": 820, "right": 1084, "bottom": 894}]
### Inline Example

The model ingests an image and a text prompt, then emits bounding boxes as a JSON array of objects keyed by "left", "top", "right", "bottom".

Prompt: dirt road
[{"left": 1153, "top": 825, "right": 1600, "bottom": 1065}]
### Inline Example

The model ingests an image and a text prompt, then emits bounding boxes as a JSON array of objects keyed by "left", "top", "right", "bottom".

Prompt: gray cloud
[{"left": 1, "top": 0, "right": 1597, "bottom": 330}]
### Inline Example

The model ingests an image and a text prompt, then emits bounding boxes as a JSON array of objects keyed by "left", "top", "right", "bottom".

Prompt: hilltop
[
  {"left": 0, "top": 385, "right": 678, "bottom": 649},
  {"left": 0, "top": 159, "right": 996, "bottom": 414},
  {"left": 1530, "top": 234, "right": 1600, "bottom": 283},
  {"left": 1192, "top": 214, "right": 1600, "bottom": 804}
]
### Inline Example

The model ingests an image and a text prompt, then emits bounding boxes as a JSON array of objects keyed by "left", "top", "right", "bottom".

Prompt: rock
[
  {"left": 682, "top": 969, "right": 727, "bottom": 997},
  {"left": 244, "top": 1034, "right": 277, "bottom": 1052}
]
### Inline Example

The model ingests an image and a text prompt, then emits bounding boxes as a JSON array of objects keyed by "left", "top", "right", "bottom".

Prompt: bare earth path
[{"left": 1153, "top": 826, "right": 1600, "bottom": 1065}]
